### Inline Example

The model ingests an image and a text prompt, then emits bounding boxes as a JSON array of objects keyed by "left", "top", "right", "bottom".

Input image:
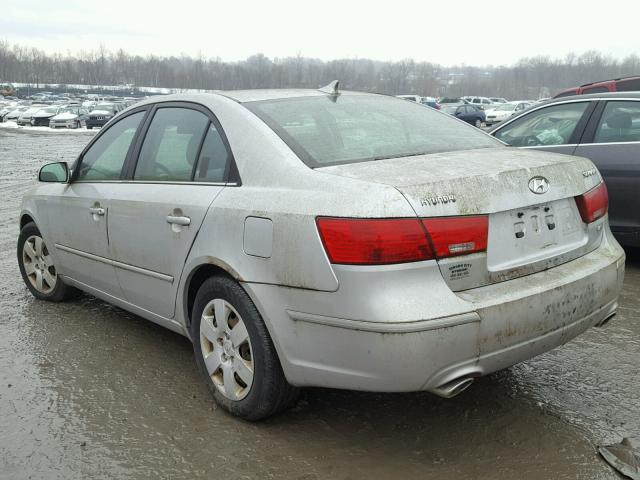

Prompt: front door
[
  {"left": 108, "top": 106, "right": 232, "bottom": 318},
  {"left": 47, "top": 110, "right": 147, "bottom": 297}
]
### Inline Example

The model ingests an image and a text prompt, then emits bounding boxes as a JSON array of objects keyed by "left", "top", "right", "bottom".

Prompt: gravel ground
[{"left": 1, "top": 127, "right": 638, "bottom": 479}]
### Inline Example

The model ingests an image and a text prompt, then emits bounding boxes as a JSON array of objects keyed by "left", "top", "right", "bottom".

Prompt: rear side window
[
  {"left": 134, "top": 108, "right": 209, "bottom": 181},
  {"left": 594, "top": 101, "right": 640, "bottom": 143},
  {"left": 494, "top": 102, "right": 589, "bottom": 147},
  {"left": 77, "top": 111, "right": 145, "bottom": 181},
  {"left": 194, "top": 124, "right": 230, "bottom": 182},
  {"left": 616, "top": 78, "right": 640, "bottom": 92}
]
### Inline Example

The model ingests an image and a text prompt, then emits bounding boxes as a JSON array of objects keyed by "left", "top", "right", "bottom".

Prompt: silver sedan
[{"left": 18, "top": 84, "right": 625, "bottom": 420}]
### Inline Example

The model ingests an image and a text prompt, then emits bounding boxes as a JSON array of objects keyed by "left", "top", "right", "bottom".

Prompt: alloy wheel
[
  {"left": 199, "top": 299, "right": 254, "bottom": 401},
  {"left": 22, "top": 235, "right": 57, "bottom": 294}
]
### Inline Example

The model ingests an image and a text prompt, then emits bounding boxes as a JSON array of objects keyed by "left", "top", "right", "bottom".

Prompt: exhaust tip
[
  {"left": 431, "top": 376, "right": 475, "bottom": 398},
  {"left": 596, "top": 312, "right": 616, "bottom": 327}
]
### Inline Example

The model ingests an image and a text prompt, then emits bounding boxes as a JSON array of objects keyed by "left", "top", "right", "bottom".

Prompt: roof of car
[
  {"left": 579, "top": 75, "right": 640, "bottom": 88},
  {"left": 126, "top": 89, "right": 382, "bottom": 109},
  {"left": 541, "top": 91, "right": 640, "bottom": 105}
]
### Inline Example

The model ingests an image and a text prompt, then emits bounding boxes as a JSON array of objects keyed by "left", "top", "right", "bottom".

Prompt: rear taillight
[
  {"left": 316, "top": 218, "right": 433, "bottom": 265},
  {"left": 575, "top": 182, "right": 608, "bottom": 224},
  {"left": 422, "top": 216, "right": 488, "bottom": 258},
  {"left": 316, "top": 215, "right": 488, "bottom": 265}
]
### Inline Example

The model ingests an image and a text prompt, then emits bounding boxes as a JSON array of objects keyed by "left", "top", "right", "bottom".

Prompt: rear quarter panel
[{"left": 176, "top": 93, "right": 416, "bottom": 319}]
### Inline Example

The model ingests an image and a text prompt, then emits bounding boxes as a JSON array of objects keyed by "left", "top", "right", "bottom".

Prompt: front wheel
[
  {"left": 191, "top": 275, "right": 298, "bottom": 420},
  {"left": 474, "top": 118, "right": 483, "bottom": 128},
  {"left": 17, "top": 222, "right": 79, "bottom": 301}
]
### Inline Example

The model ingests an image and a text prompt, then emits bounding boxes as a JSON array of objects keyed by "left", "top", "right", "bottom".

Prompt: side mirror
[{"left": 39, "top": 162, "right": 69, "bottom": 183}]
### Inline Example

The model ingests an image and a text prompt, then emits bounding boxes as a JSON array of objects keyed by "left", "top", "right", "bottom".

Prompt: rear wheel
[
  {"left": 191, "top": 275, "right": 298, "bottom": 420},
  {"left": 17, "top": 222, "right": 79, "bottom": 301}
]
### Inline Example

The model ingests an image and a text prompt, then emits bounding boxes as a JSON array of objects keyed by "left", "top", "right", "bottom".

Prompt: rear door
[
  {"left": 107, "top": 103, "right": 234, "bottom": 318},
  {"left": 573, "top": 99, "right": 640, "bottom": 234},
  {"left": 492, "top": 100, "right": 596, "bottom": 155}
]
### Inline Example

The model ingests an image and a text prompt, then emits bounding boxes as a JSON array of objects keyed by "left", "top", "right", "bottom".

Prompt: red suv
[{"left": 553, "top": 75, "right": 640, "bottom": 98}]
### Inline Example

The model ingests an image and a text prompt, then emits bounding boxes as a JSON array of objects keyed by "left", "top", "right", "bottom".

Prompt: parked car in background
[
  {"left": 18, "top": 88, "right": 624, "bottom": 421},
  {"left": 4, "top": 105, "right": 32, "bottom": 122},
  {"left": 49, "top": 106, "right": 90, "bottom": 129},
  {"left": 465, "top": 96, "right": 494, "bottom": 110},
  {"left": 484, "top": 101, "right": 532, "bottom": 125},
  {"left": 488, "top": 92, "right": 640, "bottom": 246},
  {"left": 0, "top": 105, "right": 14, "bottom": 122},
  {"left": 396, "top": 95, "right": 441, "bottom": 110},
  {"left": 16, "top": 106, "right": 48, "bottom": 126},
  {"left": 85, "top": 103, "right": 124, "bottom": 129},
  {"left": 421, "top": 96, "right": 441, "bottom": 109},
  {"left": 30, "top": 106, "right": 66, "bottom": 126},
  {"left": 441, "top": 103, "right": 486, "bottom": 127},
  {"left": 553, "top": 75, "right": 640, "bottom": 98},
  {"left": 439, "top": 96, "right": 469, "bottom": 105}
]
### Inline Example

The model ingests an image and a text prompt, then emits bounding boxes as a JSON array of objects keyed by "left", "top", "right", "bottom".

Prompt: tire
[
  {"left": 17, "top": 222, "right": 80, "bottom": 302},
  {"left": 191, "top": 275, "right": 298, "bottom": 420},
  {"left": 474, "top": 118, "right": 483, "bottom": 128},
  {"left": 86, "top": 126, "right": 93, "bottom": 130}
]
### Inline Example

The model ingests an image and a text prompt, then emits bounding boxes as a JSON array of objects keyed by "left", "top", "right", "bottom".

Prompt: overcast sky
[{"left": 3, "top": 0, "right": 640, "bottom": 66}]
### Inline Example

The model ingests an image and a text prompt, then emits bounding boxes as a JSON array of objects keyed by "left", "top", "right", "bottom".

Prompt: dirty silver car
[{"left": 18, "top": 85, "right": 626, "bottom": 420}]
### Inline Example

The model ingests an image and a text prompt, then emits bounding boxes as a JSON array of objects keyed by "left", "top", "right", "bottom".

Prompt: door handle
[
  {"left": 166, "top": 215, "right": 191, "bottom": 226},
  {"left": 89, "top": 207, "right": 105, "bottom": 216}
]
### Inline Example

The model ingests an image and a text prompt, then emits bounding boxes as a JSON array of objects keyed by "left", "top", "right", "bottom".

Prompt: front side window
[
  {"left": 494, "top": 102, "right": 589, "bottom": 147},
  {"left": 247, "top": 95, "right": 501, "bottom": 167},
  {"left": 76, "top": 111, "right": 145, "bottom": 181},
  {"left": 594, "top": 101, "right": 640, "bottom": 144},
  {"left": 134, "top": 108, "right": 209, "bottom": 181}
]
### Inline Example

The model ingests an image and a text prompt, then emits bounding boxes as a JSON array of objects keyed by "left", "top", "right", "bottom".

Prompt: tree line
[{"left": 1, "top": 40, "right": 640, "bottom": 99}]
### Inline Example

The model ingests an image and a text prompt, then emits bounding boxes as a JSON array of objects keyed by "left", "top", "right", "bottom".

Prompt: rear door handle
[
  {"left": 166, "top": 215, "right": 191, "bottom": 226},
  {"left": 89, "top": 207, "right": 105, "bottom": 216}
]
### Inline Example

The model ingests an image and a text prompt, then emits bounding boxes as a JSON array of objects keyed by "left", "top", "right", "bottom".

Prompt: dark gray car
[{"left": 488, "top": 92, "right": 640, "bottom": 247}]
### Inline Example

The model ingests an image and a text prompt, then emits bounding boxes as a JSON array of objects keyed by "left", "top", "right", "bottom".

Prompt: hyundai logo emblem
[{"left": 528, "top": 176, "right": 550, "bottom": 194}]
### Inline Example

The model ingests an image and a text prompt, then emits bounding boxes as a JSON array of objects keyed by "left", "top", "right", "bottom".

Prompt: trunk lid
[{"left": 318, "top": 147, "right": 605, "bottom": 290}]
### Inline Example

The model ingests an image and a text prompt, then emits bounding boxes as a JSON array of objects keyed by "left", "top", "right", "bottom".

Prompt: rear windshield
[{"left": 247, "top": 95, "right": 501, "bottom": 167}]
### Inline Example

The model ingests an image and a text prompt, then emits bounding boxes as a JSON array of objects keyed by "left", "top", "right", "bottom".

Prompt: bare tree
[{"left": 1, "top": 41, "right": 639, "bottom": 99}]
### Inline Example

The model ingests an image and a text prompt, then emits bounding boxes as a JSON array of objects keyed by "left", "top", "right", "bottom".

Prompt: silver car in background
[{"left": 18, "top": 85, "right": 625, "bottom": 420}]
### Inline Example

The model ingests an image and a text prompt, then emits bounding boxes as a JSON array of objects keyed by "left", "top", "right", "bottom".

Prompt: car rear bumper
[{"left": 244, "top": 226, "right": 625, "bottom": 394}]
